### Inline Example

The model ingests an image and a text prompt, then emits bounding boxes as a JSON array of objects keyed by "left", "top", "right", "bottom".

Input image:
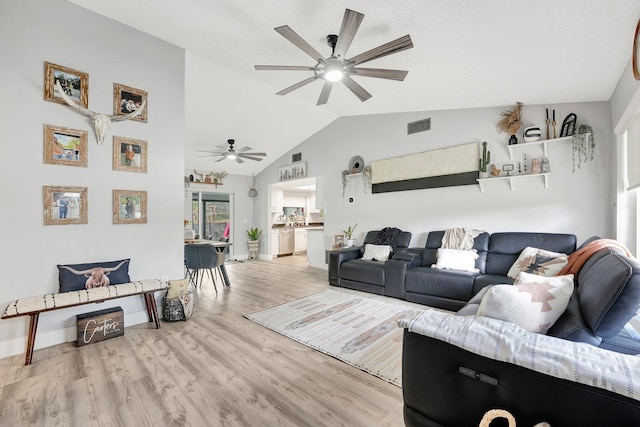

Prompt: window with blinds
[{"left": 627, "top": 112, "right": 640, "bottom": 190}]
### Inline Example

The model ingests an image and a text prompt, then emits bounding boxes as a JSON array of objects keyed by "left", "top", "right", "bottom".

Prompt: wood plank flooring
[{"left": 0, "top": 255, "right": 405, "bottom": 426}]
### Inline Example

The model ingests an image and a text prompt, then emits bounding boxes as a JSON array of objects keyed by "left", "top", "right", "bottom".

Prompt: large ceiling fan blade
[
  {"left": 341, "top": 76, "right": 372, "bottom": 102},
  {"left": 348, "top": 35, "right": 413, "bottom": 66},
  {"left": 276, "top": 75, "right": 319, "bottom": 96},
  {"left": 236, "top": 146, "right": 252, "bottom": 153},
  {"left": 196, "top": 154, "right": 222, "bottom": 158},
  {"left": 317, "top": 81, "right": 333, "bottom": 105},
  {"left": 235, "top": 157, "right": 244, "bottom": 164},
  {"left": 239, "top": 155, "right": 265, "bottom": 162},
  {"left": 243, "top": 152, "right": 266, "bottom": 156},
  {"left": 275, "top": 25, "right": 327, "bottom": 63},
  {"left": 195, "top": 150, "right": 226, "bottom": 155},
  {"left": 215, "top": 157, "right": 226, "bottom": 163},
  {"left": 255, "top": 65, "right": 320, "bottom": 71},
  {"left": 334, "top": 9, "right": 364, "bottom": 59},
  {"left": 351, "top": 67, "right": 409, "bottom": 81}
]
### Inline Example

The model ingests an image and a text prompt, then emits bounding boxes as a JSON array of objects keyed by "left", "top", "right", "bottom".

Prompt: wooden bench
[{"left": 1, "top": 279, "right": 168, "bottom": 365}]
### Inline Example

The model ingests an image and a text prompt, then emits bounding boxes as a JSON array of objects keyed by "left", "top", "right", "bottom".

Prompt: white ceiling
[{"left": 70, "top": 0, "right": 640, "bottom": 176}]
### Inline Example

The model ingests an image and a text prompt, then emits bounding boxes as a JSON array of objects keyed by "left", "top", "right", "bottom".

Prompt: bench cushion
[{"left": 2, "top": 279, "right": 167, "bottom": 318}]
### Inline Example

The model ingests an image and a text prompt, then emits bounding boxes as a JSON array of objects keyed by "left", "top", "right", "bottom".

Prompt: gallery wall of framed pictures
[{"left": 42, "top": 60, "right": 150, "bottom": 225}]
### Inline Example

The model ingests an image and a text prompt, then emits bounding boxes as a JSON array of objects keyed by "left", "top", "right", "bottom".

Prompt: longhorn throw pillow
[{"left": 57, "top": 259, "right": 131, "bottom": 293}]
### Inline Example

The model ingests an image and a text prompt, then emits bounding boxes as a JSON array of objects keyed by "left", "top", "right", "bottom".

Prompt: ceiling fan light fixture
[
  {"left": 227, "top": 153, "right": 237, "bottom": 160},
  {"left": 324, "top": 68, "right": 343, "bottom": 82}
]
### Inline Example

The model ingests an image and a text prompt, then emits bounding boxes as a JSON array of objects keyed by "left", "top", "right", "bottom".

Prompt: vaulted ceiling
[{"left": 70, "top": 0, "right": 640, "bottom": 175}]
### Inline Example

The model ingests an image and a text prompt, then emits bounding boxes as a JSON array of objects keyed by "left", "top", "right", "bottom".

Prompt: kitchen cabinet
[
  {"left": 295, "top": 228, "right": 307, "bottom": 253},
  {"left": 271, "top": 230, "right": 279, "bottom": 258},
  {"left": 271, "top": 189, "right": 283, "bottom": 213}
]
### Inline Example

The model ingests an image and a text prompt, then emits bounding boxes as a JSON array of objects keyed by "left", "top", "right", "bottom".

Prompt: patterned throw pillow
[
  {"left": 477, "top": 272, "right": 574, "bottom": 333},
  {"left": 57, "top": 259, "right": 131, "bottom": 293},
  {"left": 507, "top": 247, "right": 568, "bottom": 279}
]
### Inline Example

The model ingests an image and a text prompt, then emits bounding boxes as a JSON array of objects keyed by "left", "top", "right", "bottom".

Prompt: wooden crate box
[{"left": 76, "top": 306, "right": 124, "bottom": 347}]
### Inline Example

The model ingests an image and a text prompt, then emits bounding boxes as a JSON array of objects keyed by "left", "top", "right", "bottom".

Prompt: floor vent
[
  {"left": 292, "top": 152, "right": 302, "bottom": 162},
  {"left": 407, "top": 118, "right": 431, "bottom": 135}
]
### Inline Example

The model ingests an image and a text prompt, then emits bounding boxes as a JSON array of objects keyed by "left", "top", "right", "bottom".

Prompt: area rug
[{"left": 244, "top": 289, "right": 424, "bottom": 387}]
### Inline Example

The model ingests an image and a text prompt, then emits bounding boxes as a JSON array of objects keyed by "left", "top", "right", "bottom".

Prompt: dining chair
[{"left": 184, "top": 244, "right": 222, "bottom": 293}]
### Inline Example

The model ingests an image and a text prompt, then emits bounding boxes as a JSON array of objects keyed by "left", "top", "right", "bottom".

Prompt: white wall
[
  {"left": 0, "top": 0, "right": 185, "bottom": 358},
  {"left": 254, "top": 102, "right": 614, "bottom": 254}
]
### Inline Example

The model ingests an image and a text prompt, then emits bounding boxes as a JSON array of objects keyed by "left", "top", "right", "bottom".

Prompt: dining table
[{"left": 184, "top": 239, "right": 233, "bottom": 287}]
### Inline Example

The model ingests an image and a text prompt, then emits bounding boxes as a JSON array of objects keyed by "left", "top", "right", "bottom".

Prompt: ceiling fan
[
  {"left": 196, "top": 139, "right": 267, "bottom": 163},
  {"left": 255, "top": 9, "right": 413, "bottom": 105}
]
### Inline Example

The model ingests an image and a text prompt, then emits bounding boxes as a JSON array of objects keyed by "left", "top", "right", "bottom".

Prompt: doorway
[{"left": 191, "top": 191, "right": 233, "bottom": 257}]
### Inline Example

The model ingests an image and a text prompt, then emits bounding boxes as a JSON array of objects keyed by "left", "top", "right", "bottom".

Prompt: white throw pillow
[
  {"left": 361, "top": 244, "right": 393, "bottom": 262},
  {"left": 507, "top": 247, "right": 568, "bottom": 279},
  {"left": 477, "top": 273, "right": 574, "bottom": 333},
  {"left": 432, "top": 248, "right": 479, "bottom": 273}
]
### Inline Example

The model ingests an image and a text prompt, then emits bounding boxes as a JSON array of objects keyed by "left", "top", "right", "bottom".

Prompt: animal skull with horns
[{"left": 54, "top": 81, "right": 145, "bottom": 144}]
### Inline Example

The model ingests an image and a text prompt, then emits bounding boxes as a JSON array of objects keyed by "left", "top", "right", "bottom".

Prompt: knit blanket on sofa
[{"left": 399, "top": 309, "right": 640, "bottom": 401}]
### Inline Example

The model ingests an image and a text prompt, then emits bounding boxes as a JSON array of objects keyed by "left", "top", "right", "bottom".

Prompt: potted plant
[
  {"left": 497, "top": 102, "right": 523, "bottom": 145},
  {"left": 246, "top": 227, "right": 262, "bottom": 259},
  {"left": 343, "top": 223, "right": 358, "bottom": 247}
]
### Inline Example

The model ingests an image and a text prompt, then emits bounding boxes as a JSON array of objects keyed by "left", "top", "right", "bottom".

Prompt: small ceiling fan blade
[
  {"left": 334, "top": 9, "right": 364, "bottom": 59},
  {"left": 351, "top": 67, "right": 409, "bottom": 81},
  {"left": 236, "top": 146, "right": 252, "bottom": 153},
  {"left": 275, "top": 25, "right": 326, "bottom": 63},
  {"left": 215, "top": 157, "right": 227, "bottom": 162},
  {"left": 342, "top": 76, "right": 372, "bottom": 102},
  {"left": 239, "top": 155, "right": 264, "bottom": 162},
  {"left": 196, "top": 154, "right": 222, "bottom": 158},
  {"left": 317, "top": 80, "right": 333, "bottom": 105},
  {"left": 348, "top": 35, "right": 413, "bottom": 66},
  {"left": 255, "top": 65, "right": 320, "bottom": 71},
  {"left": 276, "top": 75, "right": 319, "bottom": 96},
  {"left": 242, "top": 152, "right": 266, "bottom": 156},
  {"left": 235, "top": 157, "right": 244, "bottom": 164},
  {"left": 195, "top": 150, "right": 227, "bottom": 155}
]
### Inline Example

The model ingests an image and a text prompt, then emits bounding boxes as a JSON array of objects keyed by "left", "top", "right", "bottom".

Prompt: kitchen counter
[{"left": 272, "top": 223, "right": 324, "bottom": 229}]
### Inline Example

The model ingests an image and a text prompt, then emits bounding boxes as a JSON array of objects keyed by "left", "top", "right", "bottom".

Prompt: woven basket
[
  {"left": 479, "top": 409, "right": 550, "bottom": 427},
  {"left": 162, "top": 291, "right": 194, "bottom": 321}
]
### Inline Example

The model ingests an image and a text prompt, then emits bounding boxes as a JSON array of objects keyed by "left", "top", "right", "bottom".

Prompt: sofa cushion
[
  {"left": 506, "top": 247, "right": 568, "bottom": 279},
  {"left": 361, "top": 244, "right": 393, "bottom": 262},
  {"left": 477, "top": 273, "right": 574, "bottom": 333},
  {"left": 340, "top": 259, "right": 386, "bottom": 286},
  {"left": 578, "top": 252, "right": 640, "bottom": 338},
  {"left": 363, "top": 229, "right": 412, "bottom": 256},
  {"left": 406, "top": 267, "right": 476, "bottom": 301},
  {"left": 485, "top": 232, "right": 576, "bottom": 276},
  {"left": 432, "top": 249, "right": 478, "bottom": 273},
  {"left": 422, "top": 231, "right": 489, "bottom": 273},
  {"left": 472, "top": 274, "right": 514, "bottom": 295}
]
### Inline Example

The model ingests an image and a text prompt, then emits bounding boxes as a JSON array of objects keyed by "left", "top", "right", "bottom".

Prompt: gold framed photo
[
  {"left": 112, "top": 136, "right": 147, "bottom": 173},
  {"left": 334, "top": 234, "right": 345, "bottom": 248},
  {"left": 43, "top": 124, "right": 88, "bottom": 167},
  {"left": 113, "top": 189, "right": 147, "bottom": 224},
  {"left": 44, "top": 62, "right": 89, "bottom": 108},
  {"left": 113, "top": 83, "right": 147, "bottom": 122},
  {"left": 43, "top": 186, "right": 88, "bottom": 225}
]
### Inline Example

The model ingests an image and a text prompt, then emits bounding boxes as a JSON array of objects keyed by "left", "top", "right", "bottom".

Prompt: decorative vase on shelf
[
  {"left": 531, "top": 158, "right": 542, "bottom": 174},
  {"left": 347, "top": 239, "right": 356, "bottom": 247},
  {"left": 508, "top": 135, "right": 518, "bottom": 145},
  {"left": 479, "top": 171, "right": 490, "bottom": 179}
]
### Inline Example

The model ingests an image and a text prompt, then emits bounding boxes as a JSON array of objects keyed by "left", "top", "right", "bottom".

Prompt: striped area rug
[{"left": 244, "top": 289, "right": 424, "bottom": 387}]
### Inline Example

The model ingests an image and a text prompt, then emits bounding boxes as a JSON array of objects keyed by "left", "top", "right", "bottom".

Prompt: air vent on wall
[
  {"left": 292, "top": 153, "right": 302, "bottom": 162},
  {"left": 407, "top": 118, "right": 431, "bottom": 135}
]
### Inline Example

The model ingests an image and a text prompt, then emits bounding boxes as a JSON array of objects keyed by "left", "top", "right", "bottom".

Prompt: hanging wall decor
[{"left": 44, "top": 61, "right": 89, "bottom": 108}]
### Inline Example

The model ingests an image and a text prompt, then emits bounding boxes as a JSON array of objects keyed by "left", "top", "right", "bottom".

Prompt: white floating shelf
[
  {"left": 506, "top": 134, "right": 588, "bottom": 160},
  {"left": 477, "top": 173, "right": 550, "bottom": 192}
]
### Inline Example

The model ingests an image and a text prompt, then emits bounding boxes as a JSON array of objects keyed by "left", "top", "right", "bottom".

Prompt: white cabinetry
[
  {"left": 271, "top": 189, "right": 283, "bottom": 213},
  {"left": 271, "top": 230, "right": 279, "bottom": 258},
  {"left": 295, "top": 229, "right": 307, "bottom": 253}
]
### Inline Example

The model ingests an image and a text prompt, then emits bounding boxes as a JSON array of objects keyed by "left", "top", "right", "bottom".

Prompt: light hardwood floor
[{"left": 0, "top": 256, "right": 405, "bottom": 426}]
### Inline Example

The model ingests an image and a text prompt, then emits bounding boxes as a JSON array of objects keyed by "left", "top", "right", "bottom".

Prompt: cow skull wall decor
[{"left": 54, "top": 81, "right": 145, "bottom": 144}]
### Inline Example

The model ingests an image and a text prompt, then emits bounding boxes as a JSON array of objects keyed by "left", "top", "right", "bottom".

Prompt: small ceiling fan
[
  {"left": 255, "top": 8, "right": 413, "bottom": 105},
  {"left": 196, "top": 139, "right": 267, "bottom": 163}
]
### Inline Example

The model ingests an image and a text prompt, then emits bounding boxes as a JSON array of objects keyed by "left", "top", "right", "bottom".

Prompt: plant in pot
[
  {"left": 343, "top": 223, "right": 358, "bottom": 247},
  {"left": 497, "top": 102, "right": 523, "bottom": 145},
  {"left": 246, "top": 227, "right": 262, "bottom": 259}
]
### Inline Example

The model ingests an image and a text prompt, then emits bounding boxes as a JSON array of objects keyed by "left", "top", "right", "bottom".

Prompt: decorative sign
[
  {"left": 279, "top": 161, "right": 307, "bottom": 181},
  {"left": 76, "top": 306, "right": 124, "bottom": 347}
]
